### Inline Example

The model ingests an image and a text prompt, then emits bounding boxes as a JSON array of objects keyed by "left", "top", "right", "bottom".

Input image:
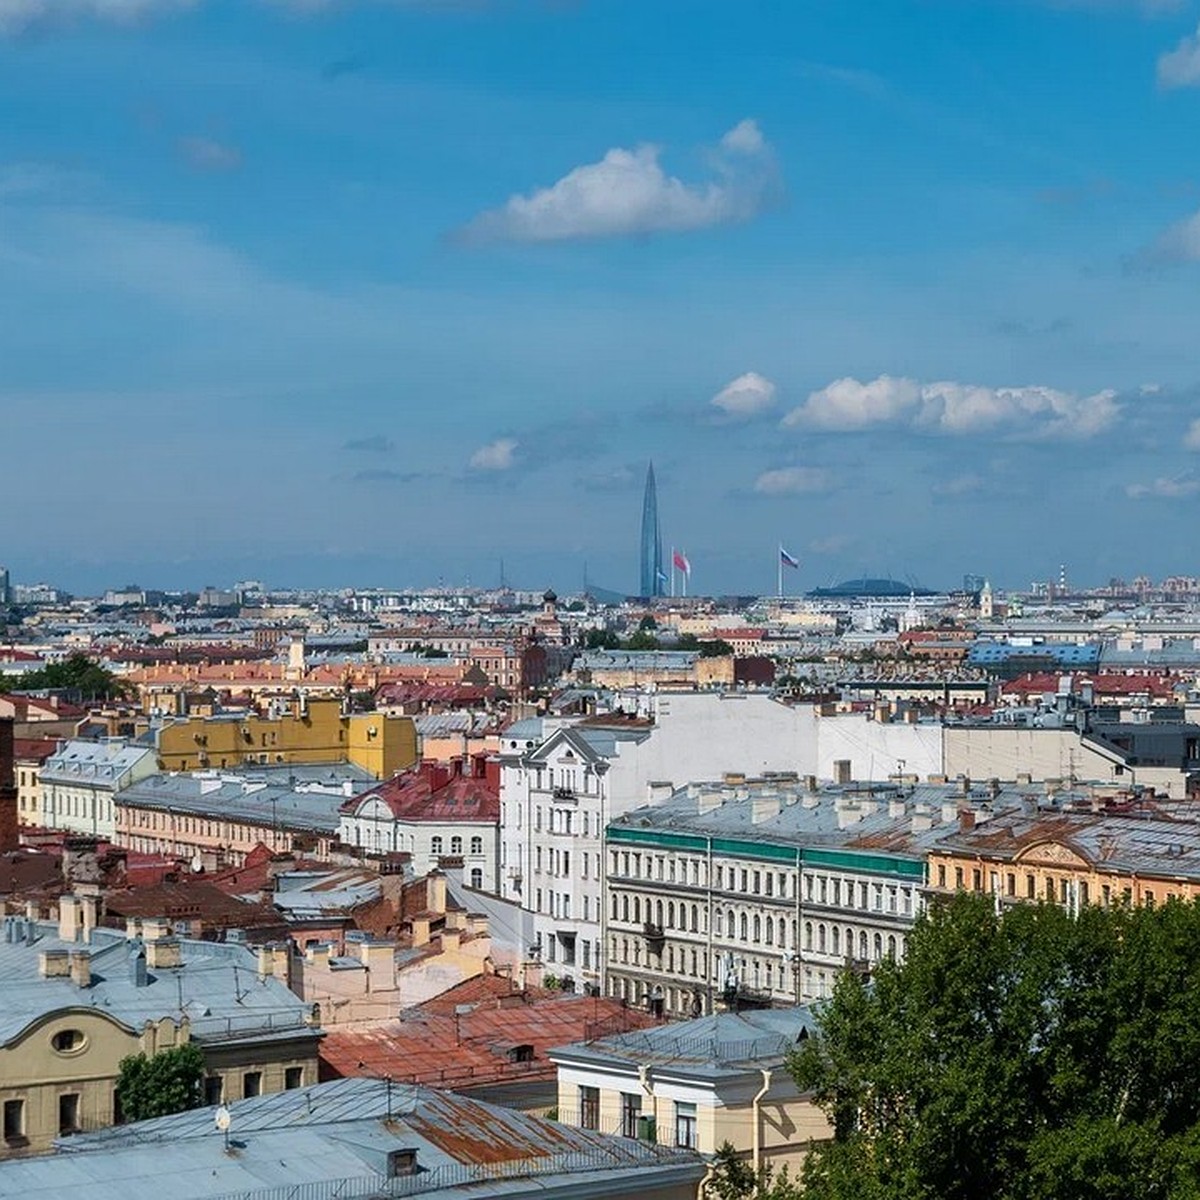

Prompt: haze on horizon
[{"left": 5, "top": 0, "right": 1200, "bottom": 596}]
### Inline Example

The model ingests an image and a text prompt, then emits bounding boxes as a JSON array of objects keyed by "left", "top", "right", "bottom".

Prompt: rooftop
[{"left": 0, "top": 1077, "right": 703, "bottom": 1200}]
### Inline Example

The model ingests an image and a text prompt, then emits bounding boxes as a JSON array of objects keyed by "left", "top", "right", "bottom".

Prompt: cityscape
[{"left": 6, "top": 2, "right": 1200, "bottom": 1198}]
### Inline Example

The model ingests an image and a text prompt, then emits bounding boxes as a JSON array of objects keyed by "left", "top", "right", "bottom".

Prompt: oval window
[{"left": 51, "top": 1029, "right": 86, "bottom": 1054}]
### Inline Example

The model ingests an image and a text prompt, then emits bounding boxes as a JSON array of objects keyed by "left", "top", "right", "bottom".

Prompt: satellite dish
[{"left": 214, "top": 1106, "right": 232, "bottom": 1133}]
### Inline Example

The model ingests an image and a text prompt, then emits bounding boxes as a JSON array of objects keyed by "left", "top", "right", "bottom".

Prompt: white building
[
  {"left": 497, "top": 692, "right": 942, "bottom": 992},
  {"left": 337, "top": 756, "right": 500, "bottom": 892},
  {"left": 39, "top": 739, "right": 158, "bottom": 840}
]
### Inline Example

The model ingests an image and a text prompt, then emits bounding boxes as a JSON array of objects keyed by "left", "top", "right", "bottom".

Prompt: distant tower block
[{"left": 639, "top": 462, "right": 664, "bottom": 598}]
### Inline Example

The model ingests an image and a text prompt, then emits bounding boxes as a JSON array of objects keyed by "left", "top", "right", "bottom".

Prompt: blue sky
[{"left": 5, "top": 0, "right": 1200, "bottom": 596}]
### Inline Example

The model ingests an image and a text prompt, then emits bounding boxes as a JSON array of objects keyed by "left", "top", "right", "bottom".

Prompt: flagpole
[
  {"left": 778, "top": 543, "right": 783, "bottom": 599},
  {"left": 682, "top": 554, "right": 687, "bottom": 598},
  {"left": 670, "top": 546, "right": 676, "bottom": 599}
]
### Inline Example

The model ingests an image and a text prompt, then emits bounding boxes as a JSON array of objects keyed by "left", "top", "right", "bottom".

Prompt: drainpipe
[
  {"left": 696, "top": 1158, "right": 719, "bottom": 1200},
  {"left": 638, "top": 1064, "right": 656, "bottom": 1143},
  {"left": 752, "top": 1068, "right": 772, "bottom": 1182}
]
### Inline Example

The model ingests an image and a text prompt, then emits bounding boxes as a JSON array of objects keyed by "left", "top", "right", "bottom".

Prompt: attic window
[
  {"left": 507, "top": 1043, "right": 534, "bottom": 1063},
  {"left": 51, "top": 1029, "right": 86, "bottom": 1055},
  {"left": 387, "top": 1149, "right": 419, "bottom": 1178}
]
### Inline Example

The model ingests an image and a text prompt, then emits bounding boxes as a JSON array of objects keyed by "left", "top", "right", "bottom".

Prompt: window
[
  {"left": 675, "top": 1101, "right": 698, "bottom": 1149},
  {"left": 285, "top": 1067, "right": 303, "bottom": 1090},
  {"left": 3, "top": 1099, "right": 24, "bottom": 1142},
  {"left": 954, "top": 867, "right": 964, "bottom": 890},
  {"left": 243, "top": 1072, "right": 262, "bottom": 1099},
  {"left": 58, "top": 1093, "right": 80, "bottom": 1135},
  {"left": 1027, "top": 874, "right": 1036, "bottom": 899},
  {"left": 580, "top": 1086, "right": 600, "bottom": 1130},
  {"left": 431, "top": 836, "right": 443, "bottom": 855},
  {"left": 470, "top": 836, "right": 483, "bottom": 855},
  {"left": 1006, "top": 873, "right": 1016, "bottom": 897},
  {"left": 621, "top": 1092, "right": 642, "bottom": 1138},
  {"left": 205, "top": 1076, "right": 224, "bottom": 1106},
  {"left": 51, "top": 1029, "right": 86, "bottom": 1054},
  {"left": 470, "top": 867, "right": 483, "bottom": 889},
  {"left": 451, "top": 836, "right": 463, "bottom": 854}
]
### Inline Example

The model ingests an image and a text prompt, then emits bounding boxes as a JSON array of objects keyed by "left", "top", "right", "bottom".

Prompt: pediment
[{"left": 1014, "top": 840, "right": 1091, "bottom": 869}]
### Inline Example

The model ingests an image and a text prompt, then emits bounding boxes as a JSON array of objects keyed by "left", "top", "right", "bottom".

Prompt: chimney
[
  {"left": 888, "top": 798, "right": 907, "bottom": 819},
  {"left": 410, "top": 916, "right": 431, "bottom": 948},
  {"left": 959, "top": 809, "right": 976, "bottom": 832},
  {"left": 142, "top": 916, "right": 170, "bottom": 942},
  {"left": 958, "top": 775, "right": 971, "bottom": 797},
  {"left": 305, "top": 942, "right": 330, "bottom": 968},
  {"left": 0, "top": 718, "right": 18, "bottom": 854},
  {"left": 833, "top": 760, "right": 852, "bottom": 786},
  {"left": 146, "top": 938, "right": 182, "bottom": 970},
  {"left": 440, "top": 928, "right": 461, "bottom": 953},
  {"left": 698, "top": 789, "right": 724, "bottom": 815},
  {"left": 58, "top": 895, "right": 82, "bottom": 944},
  {"left": 804, "top": 774, "right": 818, "bottom": 793},
  {"left": 941, "top": 802, "right": 958, "bottom": 825},
  {"left": 751, "top": 793, "right": 780, "bottom": 825},
  {"left": 69, "top": 949, "right": 92, "bottom": 988},
  {"left": 130, "top": 947, "right": 148, "bottom": 987},
  {"left": 39, "top": 948, "right": 71, "bottom": 977},
  {"left": 78, "top": 890, "right": 99, "bottom": 943},
  {"left": 427, "top": 873, "right": 447, "bottom": 915}
]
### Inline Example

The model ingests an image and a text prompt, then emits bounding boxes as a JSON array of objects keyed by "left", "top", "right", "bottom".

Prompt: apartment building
[
  {"left": 499, "top": 693, "right": 943, "bottom": 994},
  {"left": 38, "top": 739, "right": 159, "bottom": 840}
]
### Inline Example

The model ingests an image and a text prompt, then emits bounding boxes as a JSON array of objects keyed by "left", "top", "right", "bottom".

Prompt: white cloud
[
  {"left": 177, "top": 136, "right": 242, "bottom": 173},
  {"left": 1158, "top": 22, "right": 1200, "bottom": 88},
  {"left": 458, "top": 119, "right": 778, "bottom": 244},
  {"left": 1184, "top": 419, "right": 1200, "bottom": 450},
  {"left": 783, "top": 374, "right": 1120, "bottom": 440},
  {"left": 1147, "top": 208, "right": 1200, "bottom": 263},
  {"left": 0, "top": 0, "right": 195, "bottom": 33},
  {"left": 468, "top": 437, "right": 518, "bottom": 471},
  {"left": 753, "top": 466, "right": 833, "bottom": 496},
  {"left": 711, "top": 371, "right": 777, "bottom": 419},
  {"left": 1125, "top": 475, "right": 1200, "bottom": 500}
]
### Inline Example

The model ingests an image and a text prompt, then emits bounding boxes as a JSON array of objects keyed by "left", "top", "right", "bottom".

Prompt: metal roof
[
  {"left": 0, "top": 919, "right": 316, "bottom": 1048},
  {"left": 0, "top": 1077, "right": 704, "bottom": 1200}
]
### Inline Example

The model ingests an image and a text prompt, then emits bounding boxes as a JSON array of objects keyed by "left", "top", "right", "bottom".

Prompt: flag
[
  {"left": 656, "top": 569, "right": 670, "bottom": 584},
  {"left": 780, "top": 547, "right": 800, "bottom": 569},
  {"left": 673, "top": 550, "right": 691, "bottom": 575}
]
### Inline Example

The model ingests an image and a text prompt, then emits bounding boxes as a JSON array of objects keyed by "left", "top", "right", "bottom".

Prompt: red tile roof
[
  {"left": 343, "top": 756, "right": 499, "bottom": 823},
  {"left": 319, "top": 984, "right": 656, "bottom": 1089}
]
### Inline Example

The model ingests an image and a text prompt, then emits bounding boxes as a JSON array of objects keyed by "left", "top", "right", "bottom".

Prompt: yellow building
[
  {"left": 551, "top": 1007, "right": 830, "bottom": 1177},
  {"left": 926, "top": 802, "right": 1200, "bottom": 911},
  {"left": 0, "top": 897, "right": 322, "bottom": 1158},
  {"left": 156, "top": 697, "right": 416, "bottom": 779}
]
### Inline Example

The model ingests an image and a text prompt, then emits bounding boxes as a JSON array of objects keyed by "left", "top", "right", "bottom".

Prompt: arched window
[
  {"left": 804, "top": 921, "right": 813, "bottom": 951},
  {"left": 831, "top": 926, "right": 840, "bottom": 956},
  {"left": 765, "top": 917, "right": 774, "bottom": 946},
  {"left": 470, "top": 836, "right": 483, "bottom": 854},
  {"left": 691, "top": 904, "right": 699, "bottom": 932},
  {"left": 431, "top": 836, "right": 443, "bottom": 855},
  {"left": 858, "top": 931, "right": 868, "bottom": 960},
  {"left": 715, "top": 910, "right": 724, "bottom": 936},
  {"left": 655, "top": 900, "right": 664, "bottom": 927},
  {"left": 450, "top": 836, "right": 462, "bottom": 854},
  {"left": 727, "top": 909, "right": 736, "bottom": 937},
  {"left": 622, "top": 896, "right": 629, "bottom": 922},
  {"left": 887, "top": 934, "right": 897, "bottom": 959},
  {"left": 470, "top": 867, "right": 482, "bottom": 889},
  {"left": 818, "top": 924, "right": 826, "bottom": 953},
  {"left": 752, "top": 915, "right": 761, "bottom": 943},
  {"left": 667, "top": 902, "right": 675, "bottom": 929},
  {"left": 634, "top": 897, "right": 641, "bottom": 923},
  {"left": 739, "top": 913, "right": 748, "bottom": 940},
  {"left": 873, "top": 933, "right": 883, "bottom": 961}
]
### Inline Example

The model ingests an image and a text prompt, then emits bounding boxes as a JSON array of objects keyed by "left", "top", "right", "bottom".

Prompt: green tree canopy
[
  {"left": 698, "top": 638, "right": 735, "bottom": 658},
  {"left": 115, "top": 1043, "right": 205, "bottom": 1123},
  {"left": 4, "top": 652, "right": 126, "bottom": 700},
  {"left": 790, "top": 894, "right": 1200, "bottom": 1200}
]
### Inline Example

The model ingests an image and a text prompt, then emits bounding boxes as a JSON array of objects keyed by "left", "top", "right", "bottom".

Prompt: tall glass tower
[{"left": 639, "top": 462, "right": 663, "bottom": 598}]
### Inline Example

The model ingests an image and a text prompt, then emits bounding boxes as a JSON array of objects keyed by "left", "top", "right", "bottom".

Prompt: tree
[
  {"left": 705, "top": 1141, "right": 803, "bottom": 1200},
  {"left": 790, "top": 894, "right": 1200, "bottom": 1200},
  {"left": 699, "top": 639, "right": 734, "bottom": 658},
  {"left": 584, "top": 629, "right": 621, "bottom": 651},
  {"left": 4, "top": 652, "right": 126, "bottom": 700},
  {"left": 624, "top": 630, "right": 661, "bottom": 651},
  {"left": 115, "top": 1043, "right": 205, "bottom": 1122}
]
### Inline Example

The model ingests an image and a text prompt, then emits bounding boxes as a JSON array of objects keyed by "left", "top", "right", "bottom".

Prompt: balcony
[
  {"left": 642, "top": 922, "right": 665, "bottom": 949},
  {"left": 552, "top": 786, "right": 578, "bottom": 803}
]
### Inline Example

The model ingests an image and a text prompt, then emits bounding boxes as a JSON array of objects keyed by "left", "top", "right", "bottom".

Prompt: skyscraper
[{"left": 639, "top": 462, "right": 663, "bottom": 598}]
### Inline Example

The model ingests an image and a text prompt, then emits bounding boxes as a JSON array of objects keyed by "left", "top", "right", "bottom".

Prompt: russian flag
[
  {"left": 780, "top": 547, "right": 800, "bottom": 569},
  {"left": 673, "top": 550, "right": 691, "bottom": 575}
]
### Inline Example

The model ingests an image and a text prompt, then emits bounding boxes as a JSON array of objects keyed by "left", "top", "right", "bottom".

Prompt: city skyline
[{"left": 5, "top": 2, "right": 1200, "bottom": 591}]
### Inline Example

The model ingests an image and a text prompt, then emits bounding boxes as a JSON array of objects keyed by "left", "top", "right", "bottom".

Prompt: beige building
[
  {"left": 0, "top": 896, "right": 321, "bottom": 1158},
  {"left": 551, "top": 1007, "right": 830, "bottom": 1177}
]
